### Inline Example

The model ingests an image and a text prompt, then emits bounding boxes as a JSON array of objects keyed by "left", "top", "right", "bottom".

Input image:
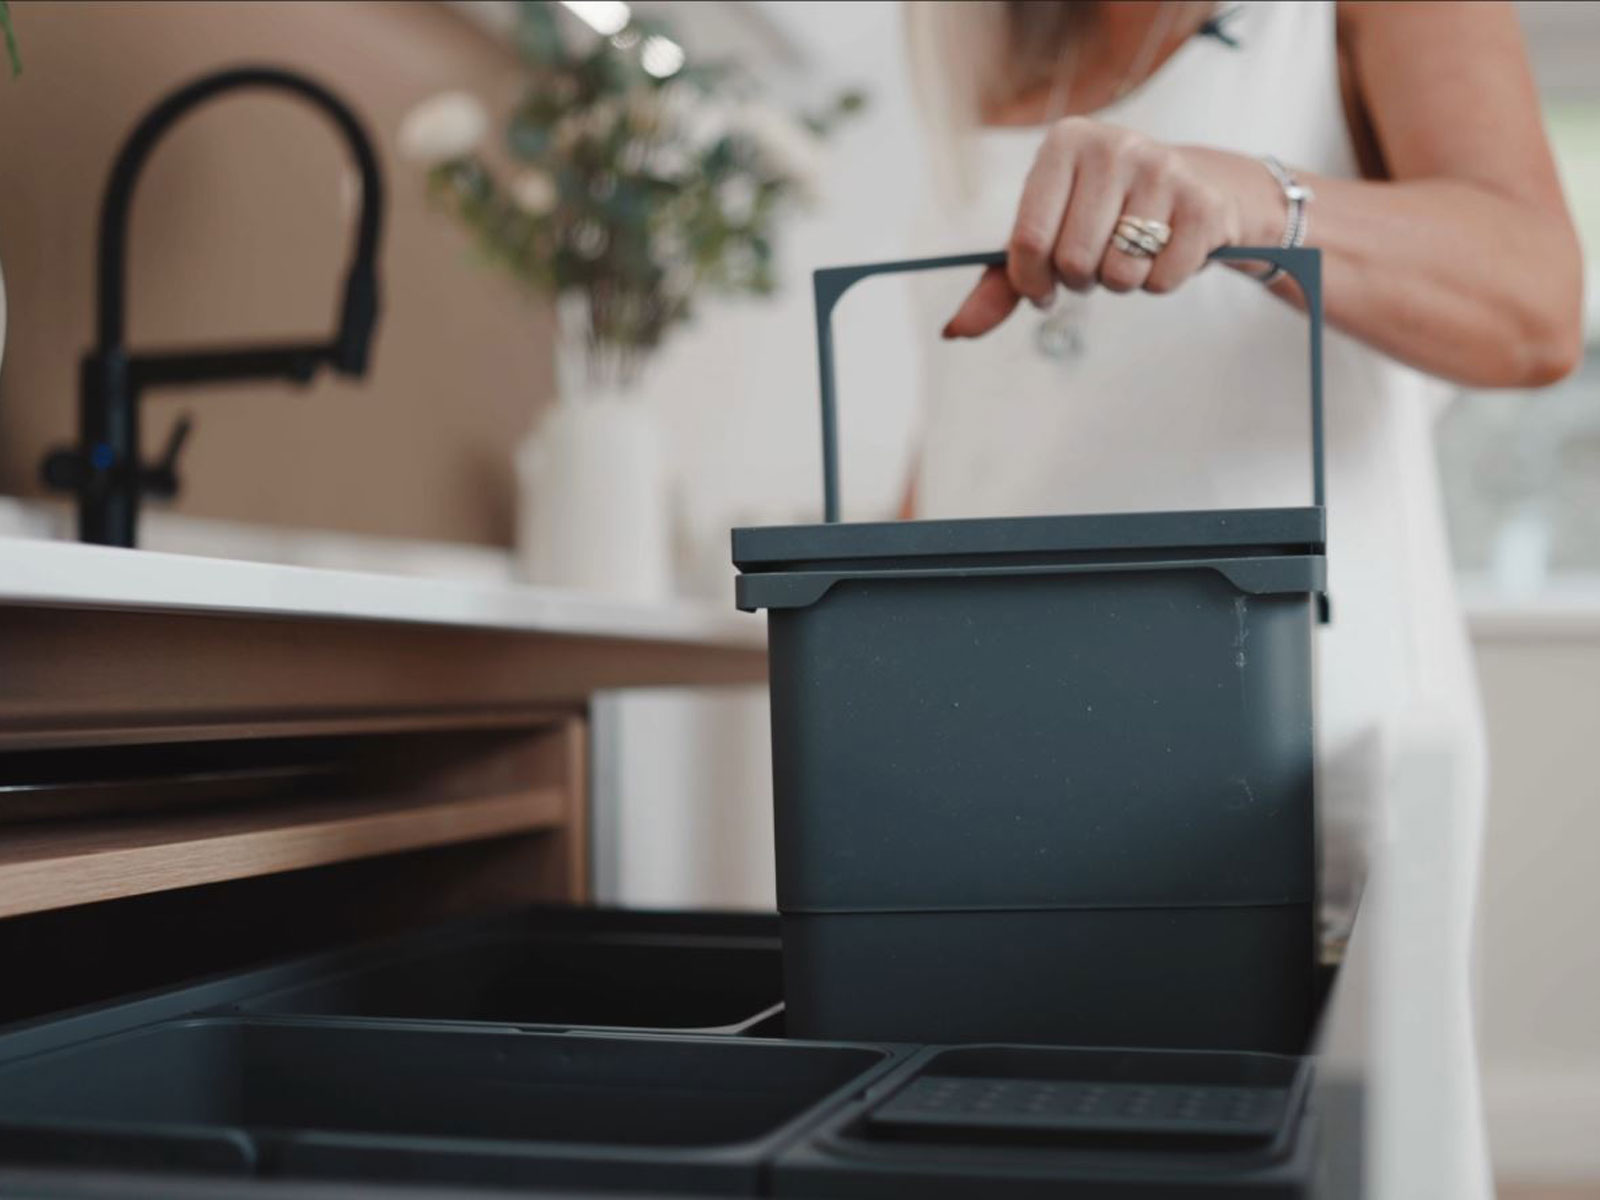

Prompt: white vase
[{"left": 514, "top": 300, "right": 672, "bottom": 601}]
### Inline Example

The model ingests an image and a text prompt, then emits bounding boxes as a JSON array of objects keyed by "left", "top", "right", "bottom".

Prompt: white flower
[
  {"left": 662, "top": 263, "right": 695, "bottom": 298},
  {"left": 732, "top": 102, "right": 825, "bottom": 192},
  {"left": 650, "top": 227, "right": 687, "bottom": 268},
  {"left": 619, "top": 140, "right": 650, "bottom": 173},
  {"left": 571, "top": 221, "right": 608, "bottom": 259},
  {"left": 723, "top": 242, "right": 758, "bottom": 281},
  {"left": 717, "top": 176, "right": 758, "bottom": 225},
  {"left": 583, "top": 97, "right": 623, "bottom": 140},
  {"left": 624, "top": 88, "right": 666, "bottom": 135},
  {"left": 646, "top": 143, "right": 693, "bottom": 181},
  {"left": 678, "top": 95, "right": 731, "bottom": 152},
  {"left": 551, "top": 114, "right": 585, "bottom": 155},
  {"left": 398, "top": 92, "right": 488, "bottom": 164},
  {"left": 511, "top": 170, "right": 559, "bottom": 216}
]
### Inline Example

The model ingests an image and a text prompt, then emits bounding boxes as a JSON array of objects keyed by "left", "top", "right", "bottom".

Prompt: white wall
[
  {"left": 600, "top": 1, "right": 928, "bottom": 910},
  {"left": 1471, "top": 619, "right": 1600, "bottom": 1180},
  {"left": 647, "top": 0, "right": 929, "bottom": 555}
]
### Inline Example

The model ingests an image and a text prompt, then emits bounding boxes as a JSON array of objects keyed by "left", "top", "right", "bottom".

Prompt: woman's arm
[{"left": 945, "top": 1, "right": 1584, "bottom": 389}]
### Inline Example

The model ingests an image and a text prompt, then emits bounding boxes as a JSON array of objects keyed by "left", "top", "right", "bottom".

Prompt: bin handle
[{"left": 813, "top": 246, "right": 1324, "bottom": 524}]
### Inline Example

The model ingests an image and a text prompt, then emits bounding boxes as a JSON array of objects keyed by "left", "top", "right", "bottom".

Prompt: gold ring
[
  {"left": 1112, "top": 230, "right": 1161, "bottom": 259},
  {"left": 1117, "top": 215, "right": 1172, "bottom": 246}
]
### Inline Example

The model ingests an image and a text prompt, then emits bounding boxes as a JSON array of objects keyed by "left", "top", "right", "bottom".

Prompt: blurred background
[{"left": 0, "top": 1, "right": 1596, "bottom": 1192}]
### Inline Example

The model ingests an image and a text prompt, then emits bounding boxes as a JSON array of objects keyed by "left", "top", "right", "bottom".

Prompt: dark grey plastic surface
[
  {"left": 766, "top": 568, "right": 1315, "bottom": 913},
  {"left": 0, "top": 1018, "right": 894, "bottom": 1193},
  {"left": 240, "top": 931, "right": 781, "bottom": 1034},
  {"left": 866, "top": 1045, "right": 1302, "bottom": 1144},
  {"left": 867, "top": 1074, "right": 1289, "bottom": 1141},
  {"left": 739, "top": 553, "right": 1324, "bottom": 612},
  {"left": 758, "top": 559, "right": 1319, "bottom": 1049},
  {"left": 781, "top": 905, "right": 1314, "bottom": 1053},
  {"left": 0, "top": 907, "right": 782, "bottom": 1065},
  {"left": 774, "top": 1043, "right": 1314, "bottom": 1198},
  {"left": 733, "top": 505, "right": 1325, "bottom": 568},
  {"left": 0, "top": 905, "right": 1326, "bottom": 1197}
]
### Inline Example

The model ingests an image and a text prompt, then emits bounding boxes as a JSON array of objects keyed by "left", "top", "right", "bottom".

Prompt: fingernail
[
  {"left": 1030, "top": 290, "right": 1057, "bottom": 312},
  {"left": 941, "top": 321, "right": 959, "bottom": 339}
]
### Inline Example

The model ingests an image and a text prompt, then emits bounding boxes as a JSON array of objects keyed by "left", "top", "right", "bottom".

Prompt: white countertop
[
  {"left": 3, "top": 497, "right": 1594, "bottom": 646},
  {"left": 1459, "top": 574, "right": 1600, "bottom": 640},
  {"left": 0, "top": 535, "right": 764, "bottom": 650}
]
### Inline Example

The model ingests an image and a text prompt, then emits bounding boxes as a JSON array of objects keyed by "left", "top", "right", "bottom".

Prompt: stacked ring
[{"left": 1112, "top": 215, "right": 1172, "bottom": 259}]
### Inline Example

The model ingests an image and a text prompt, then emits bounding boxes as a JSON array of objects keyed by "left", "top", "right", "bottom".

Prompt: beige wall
[
  {"left": 0, "top": 1, "right": 553, "bottom": 545},
  {"left": 1473, "top": 628, "right": 1600, "bottom": 1179}
]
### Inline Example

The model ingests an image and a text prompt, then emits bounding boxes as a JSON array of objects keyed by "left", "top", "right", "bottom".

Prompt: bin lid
[{"left": 733, "top": 506, "right": 1325, "bottom": 571}]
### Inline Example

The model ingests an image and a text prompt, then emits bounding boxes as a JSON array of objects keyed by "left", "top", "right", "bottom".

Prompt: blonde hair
[
  {"left": 903, "top": 1, "right": 1088, "bottom": 201},
  {"left": 903, "top": 2, "right": 1210, "bottom": 202}
]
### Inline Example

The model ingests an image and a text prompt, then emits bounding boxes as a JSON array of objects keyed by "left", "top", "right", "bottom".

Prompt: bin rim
[
  {"left": 736, "top": 551, "right": 1325, "bottom": 613},
  {"left": 733, "top": 505, "right": 1324, "bottom": 570}
]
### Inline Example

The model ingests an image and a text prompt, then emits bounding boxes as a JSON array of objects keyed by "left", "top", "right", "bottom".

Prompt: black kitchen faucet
[{"left": 42, "top": 65, "right": 384, "bottom": 548}]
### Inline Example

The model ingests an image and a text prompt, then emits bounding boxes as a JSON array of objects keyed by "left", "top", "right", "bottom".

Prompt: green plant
[
  {"left": 401, "top": 0, "right": 862, "bottom": 390},
  {"left": 1, "top": 1, "right": 21, "bottom": 78}
]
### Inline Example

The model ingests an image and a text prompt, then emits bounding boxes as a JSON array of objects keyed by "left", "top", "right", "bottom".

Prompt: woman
[{"left": 901, "top": 2, "right": 1581, "bottom": 1195}]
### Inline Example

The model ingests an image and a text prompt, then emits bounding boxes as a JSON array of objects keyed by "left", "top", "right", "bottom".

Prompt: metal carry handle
[{"left": 813, "top": 246, "right": 1324, "bottom": 523}]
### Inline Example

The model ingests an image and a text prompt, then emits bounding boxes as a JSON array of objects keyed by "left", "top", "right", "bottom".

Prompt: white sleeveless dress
[{"left": 910, "top": 3, "right": 1489, "bottom": 1194}]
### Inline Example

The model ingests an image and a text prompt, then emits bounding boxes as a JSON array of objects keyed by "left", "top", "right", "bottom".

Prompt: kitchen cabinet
[{"left": 0, "top": 537, "right": 764, "bottom": 1020}]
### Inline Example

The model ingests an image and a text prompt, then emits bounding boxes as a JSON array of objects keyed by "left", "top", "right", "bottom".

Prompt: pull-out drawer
[{"left": 0, "top": 715, "right": 587, "bottom": 919}]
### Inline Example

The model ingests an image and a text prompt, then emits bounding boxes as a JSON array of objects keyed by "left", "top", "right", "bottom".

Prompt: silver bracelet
[{"left": 1255, "top": 155, "right": 1313, "bottom": 285}]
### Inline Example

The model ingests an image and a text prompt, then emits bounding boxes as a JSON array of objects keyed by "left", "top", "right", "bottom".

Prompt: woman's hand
[
  {"left": 941, "top": 3, "right": 1583, "bottom": 389},
  {"left": 944, "top": 118, "right": 1284, "bottom": 338}
]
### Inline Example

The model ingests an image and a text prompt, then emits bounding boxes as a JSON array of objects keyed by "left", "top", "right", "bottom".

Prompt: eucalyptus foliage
[
  {"left": 419, "top": 1, "right": 862, "bottom": 389},
  {"left": 1, "top": 2, "right": 21, "bottom": 79}
]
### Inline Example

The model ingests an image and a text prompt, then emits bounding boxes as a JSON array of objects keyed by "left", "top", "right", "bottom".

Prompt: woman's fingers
[
  {"left": 1005, "top": 120, "right": 1079, "bottom": 306},
  {"left": 1146, "top": 170, "right": 1241, "bottom": 293},
  {"left": 1144, "top": 189, "right": 1218, "bottom": 294},
  {"left": 1051, "top": 130, "right": 1130, "bottom": 293},
  {"left": 1099, "top": 159, "right": 1175, "bottom": 294},
  {"left": 943, "top": 265, "right": 1022, "bottom": 339},
  {"left": 944, "top": 123, "right": 1247, "bottom": 339}
]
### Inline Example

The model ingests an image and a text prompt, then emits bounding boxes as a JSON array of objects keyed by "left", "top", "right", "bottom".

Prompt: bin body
[{"left": 735, "top": 508, "right": 1324, "bottom": 1052}]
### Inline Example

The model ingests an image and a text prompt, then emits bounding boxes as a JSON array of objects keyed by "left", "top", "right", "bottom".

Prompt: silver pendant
[{"left": 1034, "top": 296, "right": 1089, "bottom": 361}]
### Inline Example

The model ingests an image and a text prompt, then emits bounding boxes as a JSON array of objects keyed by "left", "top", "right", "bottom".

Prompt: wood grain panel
[
  {"left": 0, "top": 707, "right": 574, "bottom": 752},
  {"left": 0, "top": 786, "right": 565, "bottom": 918},
  {"left": 0, "top": 605, "right": 764, "bottom": 746}
]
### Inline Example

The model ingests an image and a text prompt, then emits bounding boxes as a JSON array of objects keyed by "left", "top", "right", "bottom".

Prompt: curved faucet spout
[
  {"left": 44, "top": 64, "right": 386, "bottom": 548},
  {"left": 97, "top": 64, "right": 384, "bottom": 371}
]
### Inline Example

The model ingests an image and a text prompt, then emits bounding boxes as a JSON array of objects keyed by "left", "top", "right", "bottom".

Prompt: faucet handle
[
  {"left": 140, "top": 412, "right": 193, "bottom": 500},
  {"left": 41, "top": 446, "right": 89, "bottom": 492}
]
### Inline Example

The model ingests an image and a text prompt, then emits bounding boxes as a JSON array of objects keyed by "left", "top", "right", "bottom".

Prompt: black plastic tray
[
  {"left": 774, "top": 1043, "right": 1314, "bottom": 1197},
  {"left": 238, "top": 929, "right": 782, "bottom": 1034},
  {"left": 0, "top": 1017, "right": 896, "bottom": 1194},
  {"left": 0, "top": 907, "right": 1317, "bottom": 1197}
]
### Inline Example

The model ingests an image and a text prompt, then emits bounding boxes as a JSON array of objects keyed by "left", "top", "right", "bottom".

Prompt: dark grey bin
[{"left": 734, "top": 247, "right": 1329, "bottom": 1054}]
